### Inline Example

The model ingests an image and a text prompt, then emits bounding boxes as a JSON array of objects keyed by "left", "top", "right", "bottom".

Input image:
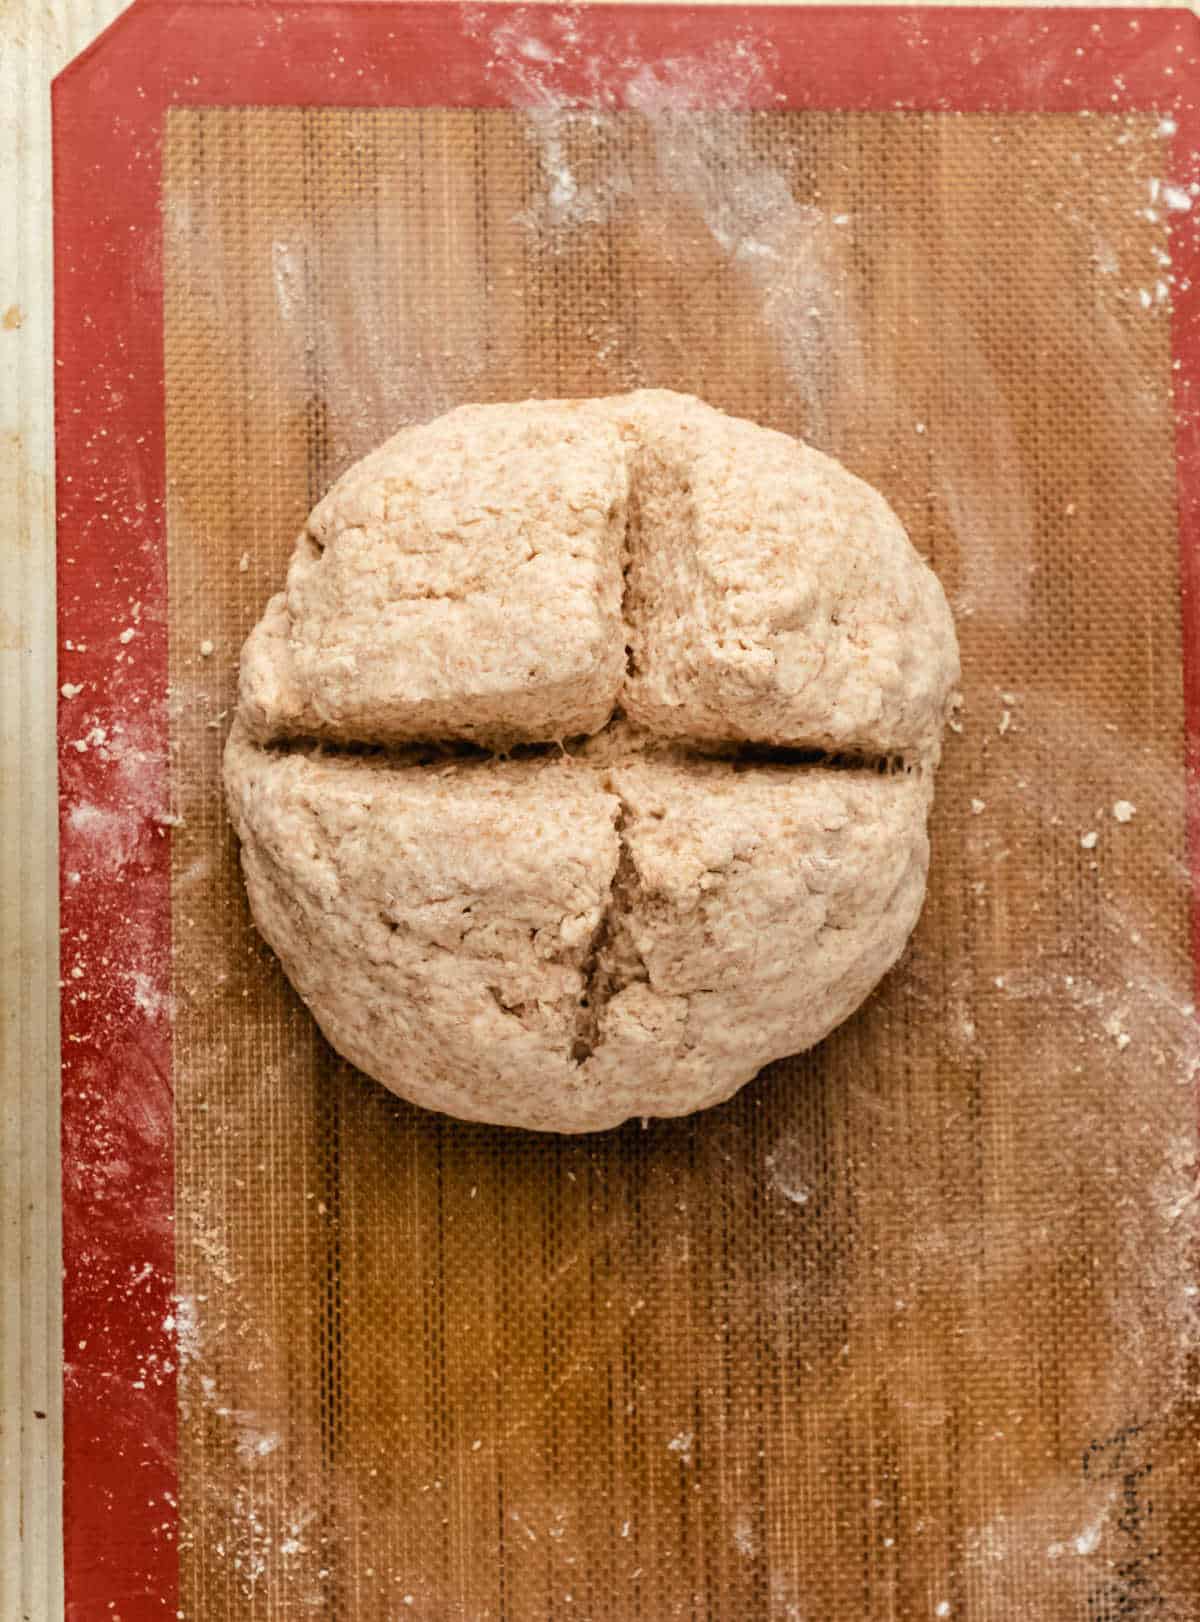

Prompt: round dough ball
[{"left": 225, "top": 390, "right": 959, "bottom": 1132}]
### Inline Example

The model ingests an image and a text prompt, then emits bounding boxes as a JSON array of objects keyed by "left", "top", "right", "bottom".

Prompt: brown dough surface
[{"left": 226, "top": 391, "right": 958, "bottom": 1132}]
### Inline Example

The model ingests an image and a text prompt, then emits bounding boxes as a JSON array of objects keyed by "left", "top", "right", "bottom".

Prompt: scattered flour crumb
[
  {"left": 998, "top": 709, "right": 1012, "bottom": 735},
  {"left": 61, "top": 682, "right": 83, "bottom": 699},
  {"left": 1074, "top": 1517, "right": 1104, "bottom": 1556},
  {"left": 199, "top": 639, "right": 215, "bottom": 658},
  {"left": 936, "top": 1605, "right": 951, "bottom": 1619},
  {"left": 118, "top": 627, "right": 135, "bottom": 644},
  {"left": 1112, "top": 800, "right": 1136, "bottom": 823},
  {"left": 667, "top": 1431, "right": 694, "bottom": 1464},
  {"left": 236, "top": 1429, "right": 281, "bottom": 1462},
  {"left": 970, "top": 798, "right": 986, "bottom": 816},
  {"left": 1080, "top": 831, "right": 1098, "bottom": 850},
  {"left": 130, "top": 970, "right": 172, "bottom": 1022},
  {"left": 765, "top": 1142, "right": 811, "bottom": 1204},
  {"left": 733, "top": 1516, "right": 757, "bottom": 1557},
  {"left": 238, "top": 552, "right": 250, "bottom": 572},
  {"left": 1103, "top": 1013, "right": 1132, "bottom": 1050}
]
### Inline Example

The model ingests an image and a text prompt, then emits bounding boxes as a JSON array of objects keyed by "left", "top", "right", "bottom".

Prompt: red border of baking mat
[{"left": 53, "top": 5, "right": 1200, "bottom": 1615}]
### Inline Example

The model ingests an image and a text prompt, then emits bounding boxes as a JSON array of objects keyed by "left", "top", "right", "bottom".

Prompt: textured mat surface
[{"left": 162, "top": 103, "right": 1199, "bottom": 1618}]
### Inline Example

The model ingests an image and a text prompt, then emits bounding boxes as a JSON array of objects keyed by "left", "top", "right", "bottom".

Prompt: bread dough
[
  {"left": 238, "top": 402, "right": 628, "bottom": 748},
  {"left": 225, "top": 390, "right": 959, "bottom": 1132}
]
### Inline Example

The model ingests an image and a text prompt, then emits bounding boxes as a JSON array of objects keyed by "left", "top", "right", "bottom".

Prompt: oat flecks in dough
[
  {"left": 593, "top": 391, "right": 959, "bottom": 761},
  {"left": 576, "top": 753, "right": 932, "bottom": 1128},
  {"left": 239, "top": 401, "right": 629, "bottom": 750},
  {"left": 224, "top": 724, "right": 930, "bottom": 1133},
  {"left": 239, "top": 390, "right": 958, "bottom": 758},
  {"left": 226, "top": 390, "right": 960, "bottom": 1133}
]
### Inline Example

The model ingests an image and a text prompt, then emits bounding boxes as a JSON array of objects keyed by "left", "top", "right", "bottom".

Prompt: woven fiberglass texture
[{"left": 164, "top": 108, "right": 1200, "bottom": 1618}]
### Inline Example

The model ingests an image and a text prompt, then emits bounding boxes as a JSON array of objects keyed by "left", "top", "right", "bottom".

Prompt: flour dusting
[
  {"left": 766, "top": 1137, "right": 814, "bottom": 1206},
  {"left": 733, "top": 1515, "right": 758, "bottom": 1557},
  {"left": 146, "top": 45, "right": 1200, "bottom": 1616},
  {"left": 667, "top": 1431, "right": 695, "bottom": 1465}
]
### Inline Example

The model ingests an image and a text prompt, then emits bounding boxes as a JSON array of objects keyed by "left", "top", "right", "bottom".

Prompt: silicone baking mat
[{"left": 56, "top": 6, "right": 1200, "bottom": 1618}]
